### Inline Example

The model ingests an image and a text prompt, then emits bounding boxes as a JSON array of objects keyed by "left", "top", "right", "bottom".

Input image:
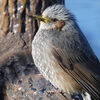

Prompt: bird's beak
[{"left": 30, "top": 15, "right": 51, "bottom": 22}]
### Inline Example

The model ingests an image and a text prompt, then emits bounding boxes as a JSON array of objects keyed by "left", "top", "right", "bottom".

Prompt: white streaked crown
[{"left": 42, "top": 4, "right": 73, "bottom": 20}]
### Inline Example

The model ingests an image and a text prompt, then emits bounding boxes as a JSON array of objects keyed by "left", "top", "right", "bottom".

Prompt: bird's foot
[
  {"left": 46, "top": 89, "right": 62, "bottom": 94},
  {"left": 46, "top": 89, "right": 69, "bottom": 100}
]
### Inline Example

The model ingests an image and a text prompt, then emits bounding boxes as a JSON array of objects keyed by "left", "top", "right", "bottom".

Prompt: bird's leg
[
  {"left": 46, "top": 89, "right": 71, "bottom": 100},
  {"left": 46, "top": 88, "right": 62, "bottom": 94}
]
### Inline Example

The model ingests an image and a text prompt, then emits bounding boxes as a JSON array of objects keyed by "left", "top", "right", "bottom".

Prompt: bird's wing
[{"left": 50, "top": 30, "right": 100, "bottom": 99}]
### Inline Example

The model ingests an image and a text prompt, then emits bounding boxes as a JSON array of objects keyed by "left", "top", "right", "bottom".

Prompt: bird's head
[{"left": 31, "top": 4, "right": 75, "bottom": 31}]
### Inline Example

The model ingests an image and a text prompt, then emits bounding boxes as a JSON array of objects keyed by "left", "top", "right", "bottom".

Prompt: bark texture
[{"left": 0, "top": 0, "right": 65, "bottom": 100}]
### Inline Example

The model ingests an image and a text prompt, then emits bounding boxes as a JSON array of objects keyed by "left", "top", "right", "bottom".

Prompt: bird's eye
[{"left": 52, "top": 18, "right": 57, "bottom": 22}]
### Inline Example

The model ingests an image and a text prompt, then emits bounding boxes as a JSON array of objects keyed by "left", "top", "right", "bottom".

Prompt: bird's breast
[{"left": 32, "top": 34, "right": 82, "bottom": 93}]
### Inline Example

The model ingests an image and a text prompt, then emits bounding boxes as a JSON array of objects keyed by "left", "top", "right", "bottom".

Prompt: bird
[{"left": 31, "top": 4, "right": 100, "bottom": 100}]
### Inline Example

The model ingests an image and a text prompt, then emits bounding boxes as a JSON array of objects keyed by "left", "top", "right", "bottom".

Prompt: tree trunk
[{"left": 0, "top": 0, "right": 65, "bottom": 100}]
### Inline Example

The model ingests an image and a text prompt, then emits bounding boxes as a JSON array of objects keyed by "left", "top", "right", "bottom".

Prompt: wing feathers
[{"left": 52, "top": 48, "right": 100, "bottom": 100}]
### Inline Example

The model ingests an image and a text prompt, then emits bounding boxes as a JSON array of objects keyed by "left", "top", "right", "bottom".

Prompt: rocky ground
[{"left": 0, "top": 62, "right": 67, "bottom": 100}]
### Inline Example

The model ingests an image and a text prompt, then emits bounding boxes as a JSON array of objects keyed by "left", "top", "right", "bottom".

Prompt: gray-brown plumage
[{"left": 32, "top": 4, "right": 100, "bottom": 100}]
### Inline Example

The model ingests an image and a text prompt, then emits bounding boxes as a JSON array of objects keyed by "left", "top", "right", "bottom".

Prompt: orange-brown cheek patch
[{"left": 52, "top": 20, "right": 65, "bottom": 31}]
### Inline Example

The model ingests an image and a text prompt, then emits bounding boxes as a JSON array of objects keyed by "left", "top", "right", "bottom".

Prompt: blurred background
[{"left": 65, "top": 0, "right": 100, "bottom": 59}]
